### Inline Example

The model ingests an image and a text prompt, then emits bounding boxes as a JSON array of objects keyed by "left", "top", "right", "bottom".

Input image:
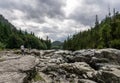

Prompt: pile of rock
[{"left": 0, "top": 48, "right": 120, "bottom": 83}]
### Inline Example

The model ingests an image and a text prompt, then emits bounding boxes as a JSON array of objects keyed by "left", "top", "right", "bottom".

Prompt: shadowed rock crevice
[{"left": 22, "top": 68, "right": 37, "bottom": 83}]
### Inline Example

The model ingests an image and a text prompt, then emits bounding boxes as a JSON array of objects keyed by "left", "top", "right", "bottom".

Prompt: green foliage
[
  {"left": 51, "top": 41, "right": 63, "bottom": 49},
  {"left": 45, "top": 39, "right": 51, "bottom": 49},
  {"left": 0, "top": 58, "right": 6, "bottom": 62},
  {"left": 110, "top": 39, "right": 120, "bottom": 49},
  {"left": 63, "top": 11, "right": 120, "bottom": 50},
  {"left": 33, "top": 73, "right": 45, "bottom": 82},
  {"left": 24, "top": 35, "right": 47, "bottom": 50},
  {"left": 7, "top": 34, "right": 24, "bottom": 49},
  {"left": 0, "top": 14, "right": 51, "bottom": 49},
  {"left": 0, "top": 42, "right": 6, "bottom": 49}
]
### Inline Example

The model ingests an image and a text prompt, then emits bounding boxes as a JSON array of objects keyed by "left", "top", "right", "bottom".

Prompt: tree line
[
  {"left": 63, "top": 9, "right": 120, "bottom": 50},
  {"left": 0, "top": 14, "right": 51, "bottom": 50}
]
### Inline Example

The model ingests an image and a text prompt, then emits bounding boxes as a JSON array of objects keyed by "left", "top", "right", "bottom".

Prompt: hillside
[
  {"left": 63, "top": 11, "right": 120, "bottom": 51},
  {"left": 0, "top": 14, "right": 51, "bottom": 49},
  {"left": 51, "top": 41, "right": 63, "bottom": 49}
]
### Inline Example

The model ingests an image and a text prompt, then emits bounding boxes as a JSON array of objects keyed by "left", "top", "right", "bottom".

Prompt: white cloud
[{"left": 63, "top": 0, "right": 81, "bottom": 17}]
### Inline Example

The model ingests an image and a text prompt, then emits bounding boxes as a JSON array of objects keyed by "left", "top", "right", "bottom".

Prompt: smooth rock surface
[{"left": 0, "top": 52, "right": 38, "bottom": 83}]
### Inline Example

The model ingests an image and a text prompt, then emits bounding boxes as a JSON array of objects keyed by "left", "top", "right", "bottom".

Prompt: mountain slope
[
  {"left": 51, "top": 41, "right": 63, "bottom": 49},
  {"left": 0, "top": 14, "right": 51, "bottom": 49},
  {"left": 63, "top": 11, "right": 120, "bottom": 50}
]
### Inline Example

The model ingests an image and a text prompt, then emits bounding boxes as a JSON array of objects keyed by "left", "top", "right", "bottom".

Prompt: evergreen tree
[
  {"left": 0, "top": 14, "right": 51, "bottom": 49},
  {"left": 63, "top": 10, "right": 120, "bottom": 50},
  {"left": 95, "top": 15, "right": 99, "bottom": 28}
]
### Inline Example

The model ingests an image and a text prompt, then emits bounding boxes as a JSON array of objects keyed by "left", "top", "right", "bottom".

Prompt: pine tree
[
  {"left": 0, "top": 14, "right": 51, "bottom": 49},
  {"left": 63, "top": 10, "right": 120, "bottom": 50},
  {"left": 95, "top": 15, "right": 99, "bottom": 28}
]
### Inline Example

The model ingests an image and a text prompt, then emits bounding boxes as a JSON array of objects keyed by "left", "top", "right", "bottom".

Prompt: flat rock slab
[
  {"left": 0, "top": 55, "right": 38, "bottom": 83},
  {"left": 0, "top": 72, "right": 26, "bottom": 83}
]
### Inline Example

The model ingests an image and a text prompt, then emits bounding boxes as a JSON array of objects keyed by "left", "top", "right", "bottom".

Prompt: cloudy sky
[{"left": 0, "top": 0, "right": 120, "bottom": 41}]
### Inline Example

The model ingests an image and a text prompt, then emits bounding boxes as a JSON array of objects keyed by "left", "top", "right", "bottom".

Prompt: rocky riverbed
[{"left": 0, "top": 48, "right": 120, "bottom": 83}]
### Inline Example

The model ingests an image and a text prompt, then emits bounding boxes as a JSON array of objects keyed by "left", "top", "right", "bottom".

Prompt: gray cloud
[
  {"left": 41, "top": 26, "right": 59, "bottom": 33},
  {"left": 23, "top": 0, "right": 66, "bottom": 23},
  {"left": 69, "top": 0, "right": 120, "bottom": 26},
  {"left": 0, "top": 0, "right": 120, "bottom": 41},
  {"left": 0, "top": 0, "right": 65, "bottom": 22}
]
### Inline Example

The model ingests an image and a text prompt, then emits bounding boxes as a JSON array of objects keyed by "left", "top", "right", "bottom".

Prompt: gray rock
[
  {"left": 95, "top": 48, "right": 120, "bottom": 65},
  {"left": 78, "top": 79, "right": 97, "bottom": 83},
  {"left": 94, "top": 65, "right": 120, "bottom": 83},
  {"left": 0, "top": 55, "right": 38, "bottom": 83},
  {"left": 73, "top": 49, "right": 95, "bottom": 56},
  {"left": 1, "top": 48, "right": 120, "bottom": 83},
  {"left": 0, "top": 72, "right": 26, "bottom": 83},
  {"left": 60, "top": 62, "right": 95, "bottom": 78}
]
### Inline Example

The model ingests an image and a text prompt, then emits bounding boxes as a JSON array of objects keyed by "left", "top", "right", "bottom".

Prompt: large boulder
[
  {"left": 93, "top": 65, "right": 120, "bottom": 83},
  {"left": 60, "top": 62, "right": 96, "bottom": 79},
  {"left": 94, "top": 49, "right": 120, "bottom": 65}
]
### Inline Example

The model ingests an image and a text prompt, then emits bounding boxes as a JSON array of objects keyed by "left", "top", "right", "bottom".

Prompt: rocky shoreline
[{"left": 0, "top": 48, "right": 120, "bottom": 83}]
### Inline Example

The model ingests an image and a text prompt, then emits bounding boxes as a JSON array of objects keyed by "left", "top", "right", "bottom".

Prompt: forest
[
  {"left": 0, "top": 15, "right": 51, "bottom": 50},
  {"left": 63, "top": 9, "right": 120, "bottom": 51}
]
